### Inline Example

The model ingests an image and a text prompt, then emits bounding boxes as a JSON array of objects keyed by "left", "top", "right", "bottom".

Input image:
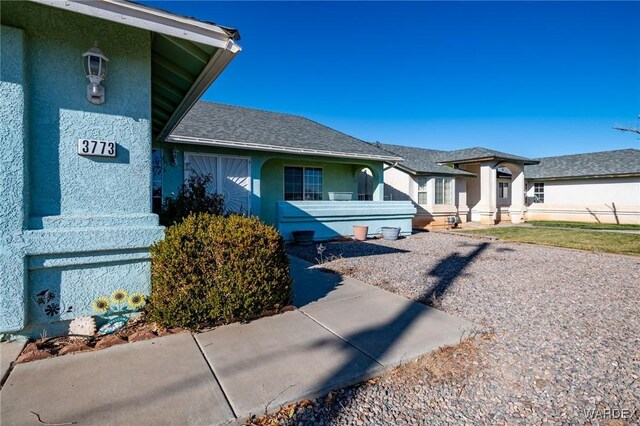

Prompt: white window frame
[
  {"left": 498, "top": 181, "right": 510, "bottom": 199},
  {"left": 417, "top": 177, "right": 429, "bottom": 205},
  {"left": 434, "top": 177, "right": 453, "bottom": 205},
  {"left": 533, "top": 182, "right": 544, "bottom": 203},
  {"left": 283, "top": 166, "right": 323, "bottom": 201}
]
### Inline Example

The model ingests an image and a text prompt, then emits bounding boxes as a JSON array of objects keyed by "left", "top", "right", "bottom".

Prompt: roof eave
[
  {"left": 388, "top": 162, "right": 476, "bottom": 177},
  {"left": 32, "top": 0, "right": 237, "bottom": 48},
  {"left": 526, "top": 172, "right": 640, "bottom": 181},
  {"left": 156, "top": 46, "right": 239, "bottom": 141},
  {"left": 167, "top": 135, "right": 404, "bottom": 162},
  {"left": 32, "top": 0, "right": 243, "bottom": 141},
  {"left": 438, "top": 156, "right": 539, "bottom": 166}
]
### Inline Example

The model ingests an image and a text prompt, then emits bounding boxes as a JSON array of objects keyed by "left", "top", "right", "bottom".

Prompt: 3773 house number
[{"left": 77, "top": 139, "right": 117, "bottom": 157}]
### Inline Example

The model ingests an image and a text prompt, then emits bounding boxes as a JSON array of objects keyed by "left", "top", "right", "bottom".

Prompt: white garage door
[{"left": 184, "top": 152, "right": 251, "bottom": 215}]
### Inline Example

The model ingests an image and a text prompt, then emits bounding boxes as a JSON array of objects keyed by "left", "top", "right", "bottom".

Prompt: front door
[{"left": 184, "top": 152, "right": 251, "bottom": 215}]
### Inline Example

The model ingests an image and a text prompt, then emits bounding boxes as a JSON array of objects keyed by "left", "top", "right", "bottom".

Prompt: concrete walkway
[{"left": 0, "top": 256, "right": 473, "bottom": 425}]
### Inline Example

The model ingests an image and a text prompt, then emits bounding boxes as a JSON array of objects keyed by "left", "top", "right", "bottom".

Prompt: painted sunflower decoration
[
  {"left": 111, "top": 289, "right": 128, "bottom": 305},
  {"left": 92, "top": 296, "right": 110, "bottom": 314},
  {"left": 128, "top": 293, "right": 146, "bottom": 309}
]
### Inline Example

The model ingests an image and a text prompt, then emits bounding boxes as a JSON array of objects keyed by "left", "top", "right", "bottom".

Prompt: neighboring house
[
  {"left": 154, "top": 102, "right": 416, "bottom": 240},
  {"left": 382, "top": 144, "right": 640, "bottom": 227},
  {"left": 525, "top": 149, "right": 640, "bottom": 225},
  {"left": 381, "top": 144, "right": 539, "bottom": 227},
  {"left": 0, "top": 0, "right": 240, "bottom": 336}
]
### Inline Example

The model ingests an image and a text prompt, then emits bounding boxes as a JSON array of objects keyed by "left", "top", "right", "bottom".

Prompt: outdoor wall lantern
[{"left": 83, "top": 44, "right": 109, "bottom": 104}]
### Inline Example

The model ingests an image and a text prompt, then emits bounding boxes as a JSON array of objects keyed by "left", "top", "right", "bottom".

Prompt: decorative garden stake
[
  {"left": 32, "top": 289, "right": 73, "bottom": 321},
  {"left": 91, "top": 290, "right": 147, "bottom": 335}
]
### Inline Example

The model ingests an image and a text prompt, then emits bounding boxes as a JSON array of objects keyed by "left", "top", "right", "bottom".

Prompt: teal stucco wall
[{"left": 1, "top": 3, "right": 163, "bottom": 336}]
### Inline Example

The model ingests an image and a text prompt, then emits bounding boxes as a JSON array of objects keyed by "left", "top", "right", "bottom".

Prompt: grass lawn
[
  {"left": 461, "top": 227, "right": 640, "bottom": 256},
  {"left": 527, "top": 220, "right": 640, "bottom": 231}
]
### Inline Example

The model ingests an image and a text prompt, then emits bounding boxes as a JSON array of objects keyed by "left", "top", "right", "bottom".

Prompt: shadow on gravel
[
  {"left": 421, "top": 242, "right": 490, "bottom": 306},
  {"left": 297, "top": 241, "right": 489, "bottom": 423},
  {"left": 287, "top": 240, "right": 409, "bottom": 262}
]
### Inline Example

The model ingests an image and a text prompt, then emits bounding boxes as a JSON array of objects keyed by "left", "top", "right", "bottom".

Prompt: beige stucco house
[
  {"left": 381, "top": 144, "right": 640, "bottom": 227},
  {"left": 525, "top": 149, "right": 640, "bottom": 225}
]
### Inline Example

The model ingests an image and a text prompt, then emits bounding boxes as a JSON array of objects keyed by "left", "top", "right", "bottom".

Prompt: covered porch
[
  {"left": 438, "top": 149, "right": 540, "bottom": 225},
  {"left": 156, "top": 143, "right": 416, "bottom": 241},
  {"left": 462, "top": 161, "right": 528, "bottom": 224}
]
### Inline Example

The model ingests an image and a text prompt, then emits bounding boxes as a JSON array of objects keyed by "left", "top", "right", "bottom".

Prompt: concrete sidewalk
[{"left": 0, "top": 256, "right": 473, "bottom": 425}]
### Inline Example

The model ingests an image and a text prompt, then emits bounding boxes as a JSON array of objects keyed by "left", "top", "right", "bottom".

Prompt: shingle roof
[
  {"left": 525, "top": 149, "right": 640, "bottom": 179},
  {"left": 377, "top": 144, "right": 476, "bottom": 176},
  {"left": 436, "top": 147, "right": 538, "bottom": 165},
  {"left": 167, "top": 102, "right": 403, "bottom": 161}
]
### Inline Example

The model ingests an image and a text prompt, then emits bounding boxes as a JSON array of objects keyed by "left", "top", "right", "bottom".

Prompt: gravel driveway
[{"left": 282, "top": 232, "right": 640, "bottom": 425}]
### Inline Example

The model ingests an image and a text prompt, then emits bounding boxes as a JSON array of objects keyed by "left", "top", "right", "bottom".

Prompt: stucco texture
[{"left": 1, "top": 3, "right": 163, "bottom": 336}]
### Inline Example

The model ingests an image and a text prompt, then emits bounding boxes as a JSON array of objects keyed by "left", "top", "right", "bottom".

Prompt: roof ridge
[
  {"left": 197, "top": 100, "right": 306, "bottom": 120},
  {"left": 196, "top": 100, "right": 392, "bottom": 155},
  {"left": 533, "top": 148, "right": 640, "bottom": 160}
]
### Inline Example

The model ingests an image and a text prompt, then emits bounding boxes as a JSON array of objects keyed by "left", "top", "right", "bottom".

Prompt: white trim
[
  {"left": 30, "top": 0, "right": 241, "bottom": 51},
  {"left": 168, "top": 135, "right": 404, "bottom": 162}
]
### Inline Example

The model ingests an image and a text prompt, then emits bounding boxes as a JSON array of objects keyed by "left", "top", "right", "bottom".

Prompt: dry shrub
[
  {"left": 391, "top": 338, "right": 482, "bottom": 386},
  {"left": 421, "top": 338, "right": 480, "bottom": 384},
  {"left": 147, "top": 214, "right": 292, "bottom": 329}
]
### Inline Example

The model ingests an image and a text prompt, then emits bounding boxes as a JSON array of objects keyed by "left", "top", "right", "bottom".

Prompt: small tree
[{"left": 159, "top": 175, "right": 224, "bottom": 227}]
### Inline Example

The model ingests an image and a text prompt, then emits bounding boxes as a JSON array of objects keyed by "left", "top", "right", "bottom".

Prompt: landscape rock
[
  {"left": 128, "top": 330, "right": 156, "bottom": 343},
  {"left": 57, "top": 343, "right": 93, "bottom": 356},
  {"left": 94, "top": 335, "right": 127, "bottom": 350},
  {"left": 280, "top": 232, "right": 640, "bottom": 425},
  {"left": 15, "top": 350, "right": 52, "bottom": 364}
]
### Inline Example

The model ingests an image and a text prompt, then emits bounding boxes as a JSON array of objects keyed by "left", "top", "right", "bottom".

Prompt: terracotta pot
[{"left": 352, "top": 225, "right": 368, "bottom": 241}]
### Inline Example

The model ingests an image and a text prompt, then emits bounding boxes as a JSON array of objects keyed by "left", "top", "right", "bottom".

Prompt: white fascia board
[
  {"left": 30, "top": 0, "right": 241, "bottom": 52},
  {"left": 167, "top": 135, "right": 405, "bottom": 162}
]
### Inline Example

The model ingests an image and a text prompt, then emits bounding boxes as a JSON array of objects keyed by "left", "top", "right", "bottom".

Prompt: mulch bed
[{"left": 15, "top": 317, "right": 186, "bottom": 364}]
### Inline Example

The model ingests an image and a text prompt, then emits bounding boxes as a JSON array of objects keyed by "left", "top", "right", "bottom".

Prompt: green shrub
[
  {"left": 159, "top": 175, "right": 224, "bottom": 226},
  {"left": 147, "top": 213, "right": 292, "bottom": 329}
]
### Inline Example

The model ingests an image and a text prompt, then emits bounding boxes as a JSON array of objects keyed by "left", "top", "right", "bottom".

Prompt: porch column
[
  {"left": 372, "top": 163, "right": 384, "bottom": 201},
  {"left": 251, "top": 158, "right": 265, "bottom": 217},
  {"left": 509, "top": 163, "right": 525, "bottom": 223},
  {"left": 477, "top": 163, "right": 497, "bottom": 225},
  {"left": 455, "top": 177, "right": 469, "bottom": 222}
]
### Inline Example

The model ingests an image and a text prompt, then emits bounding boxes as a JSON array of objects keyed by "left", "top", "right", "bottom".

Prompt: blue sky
[{"left": 146, "top": 1, "right": 639, "bottom": 157}]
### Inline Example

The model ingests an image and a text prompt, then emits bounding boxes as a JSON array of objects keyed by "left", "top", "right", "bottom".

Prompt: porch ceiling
[{"left": 151, "top": 34, "right": 229, "bottom": 139}]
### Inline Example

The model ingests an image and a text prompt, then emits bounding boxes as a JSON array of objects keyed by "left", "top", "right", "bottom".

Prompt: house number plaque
[{"left": 77, "top": 139, "right": 117, "bottom": 158}]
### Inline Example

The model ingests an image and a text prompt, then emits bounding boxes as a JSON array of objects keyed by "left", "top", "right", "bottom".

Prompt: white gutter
[
  {"left": 30, "top": 0, "right": 240, "bottom": 50},
  {"left": 167, "top": 135, "right": 405, "bottom": 162}
]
